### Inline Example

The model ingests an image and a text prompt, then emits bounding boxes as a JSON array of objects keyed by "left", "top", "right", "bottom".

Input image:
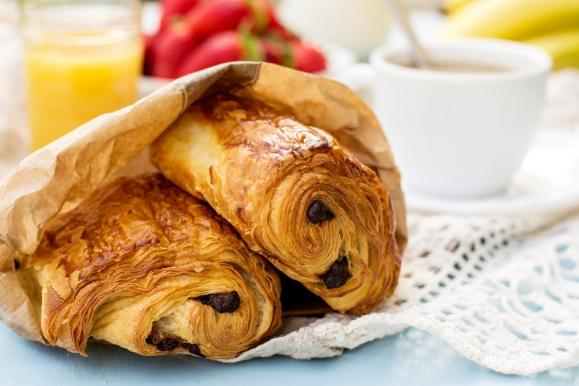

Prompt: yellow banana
[
  {"left": 442, "top": 0, "right": 579, "bottom": 40},
  {"left": 441, "top": 0, "right": 473, "bottom": 15},
  {"left": 525, "top": 27, "right": 579, "bottom": 69}
]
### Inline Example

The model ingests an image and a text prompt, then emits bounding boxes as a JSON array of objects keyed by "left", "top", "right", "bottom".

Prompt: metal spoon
[{"left": 384, "top": 0, "right": 430, "bottom": 69}]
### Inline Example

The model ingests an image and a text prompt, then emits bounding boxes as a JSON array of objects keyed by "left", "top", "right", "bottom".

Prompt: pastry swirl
[
  {"left": 151, "top": 94, "right": 401, "bottom": 314},
  {"left": 19, "top": 174, "right": 281, "bottom": 358}
]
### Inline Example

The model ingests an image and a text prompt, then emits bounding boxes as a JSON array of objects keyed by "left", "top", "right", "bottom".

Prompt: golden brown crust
[
  {"left": 151, "top": 94, "right": 401, "bottom": 314},
  {"left": 20, "top": 174, "right": 282, "bottom": 358}
]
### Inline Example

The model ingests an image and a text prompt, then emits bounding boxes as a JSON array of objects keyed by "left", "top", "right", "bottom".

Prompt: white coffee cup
[{"left": 341, "top": 39, "right": 551, "bottom": 198}]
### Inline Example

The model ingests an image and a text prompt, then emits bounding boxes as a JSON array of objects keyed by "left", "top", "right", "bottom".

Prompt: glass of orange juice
[{"left": 22, "top": 0, "right": 143, "bottom": 150}]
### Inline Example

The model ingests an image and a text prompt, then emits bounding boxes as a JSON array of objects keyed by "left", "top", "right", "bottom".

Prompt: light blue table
[{"left": 1, "top": 322, "right": 575, "bottom": 386}]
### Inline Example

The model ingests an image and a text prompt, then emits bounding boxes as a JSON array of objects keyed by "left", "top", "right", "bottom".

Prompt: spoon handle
[{"left": 384, "top": 0, "right": 430, "bottom": 69}]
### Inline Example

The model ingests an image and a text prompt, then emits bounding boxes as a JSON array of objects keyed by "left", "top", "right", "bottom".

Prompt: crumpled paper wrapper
[{"left": 0, "top": 62, "right": 406, "bottom": 352}]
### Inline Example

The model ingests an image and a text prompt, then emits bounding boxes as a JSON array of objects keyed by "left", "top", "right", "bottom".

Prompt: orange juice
[{"left": 23, "top": 2, "right": 142, "bottom": 149}]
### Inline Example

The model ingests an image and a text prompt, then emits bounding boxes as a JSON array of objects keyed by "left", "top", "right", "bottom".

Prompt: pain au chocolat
[
  {"left": 17, "top": 174, "right": 281, "bottom": 359},
  {"left": 150, "top": 94, "right": 402, "bottom": 314}
]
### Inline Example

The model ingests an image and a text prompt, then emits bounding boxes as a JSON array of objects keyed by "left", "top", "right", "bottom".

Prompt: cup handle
[{"left": 335, "top": 63, "right": 377, "bottom": 107}]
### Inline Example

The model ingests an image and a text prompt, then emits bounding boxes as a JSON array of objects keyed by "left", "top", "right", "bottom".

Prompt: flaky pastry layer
[
  {"left": 151, "top": 94, "right": 401, "bottom": 314},
  {"left": 19, "top": 174, "right": 281, "bottom": 358}
]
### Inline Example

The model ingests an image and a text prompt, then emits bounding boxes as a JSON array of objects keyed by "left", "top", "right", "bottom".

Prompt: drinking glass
[{"left": 22, "top": 0, "right": 143, "bottom": 149}]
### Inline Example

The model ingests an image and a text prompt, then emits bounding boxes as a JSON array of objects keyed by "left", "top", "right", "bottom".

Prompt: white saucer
[{"left": 405, "top": 128, "right": 579, "bottom": 216}]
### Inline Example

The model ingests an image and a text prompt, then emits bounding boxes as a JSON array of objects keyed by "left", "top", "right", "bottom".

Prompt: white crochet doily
[{"left": 2, "top": 13, "right": 579, "bottom": 375}]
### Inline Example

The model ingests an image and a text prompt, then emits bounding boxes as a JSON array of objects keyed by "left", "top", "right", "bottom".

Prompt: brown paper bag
[{"left": 0, "top": 62, "right": 406, "bottom": 345}]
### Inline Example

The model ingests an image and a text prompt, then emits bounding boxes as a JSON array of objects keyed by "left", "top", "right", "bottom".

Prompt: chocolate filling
[
  {"left": 197, "top": 291, "right": 240, "bottom": 313},
  {"left": 307, "top": 200, "right": 335, "bottom": 224},
  {"left": 185, "top": 343, "right": 203, "bottom": 356},
  {"left": 146, "top": 334, "right": 179, "bottom": 351},
  {"left": 321, "top": 256, "right": 351, "bottom": 289},
  {"left": 146, "top": 332, "right": 203, "bottom": 356}
]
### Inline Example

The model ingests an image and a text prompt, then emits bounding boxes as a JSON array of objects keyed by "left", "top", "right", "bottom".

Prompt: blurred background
[{"left": 0, "top": 0, "right": 578, "bottom": 162}]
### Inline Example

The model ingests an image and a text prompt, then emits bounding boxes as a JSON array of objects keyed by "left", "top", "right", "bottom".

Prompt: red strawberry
[
  {"left": 262, "top": 39, "right": 283, "bottom": 65},
  {"left": 185, "top": 0, "right": 272, "bottom": 39},
  {"left": 143, "top": 33, "right": 156, "bottom": 76},
  {"left": 260, "top": 35, "right": 326, "bottom": 73},
  {"left": 159, "top": 0, "right": 200, "bottom": 31},
  {"left": 177, "top": 31, "right": 263, "bottom": 76},
  {"left": 251, "top": 0, "right": 275, "bottom": 31},
  {"left": 151, "top": 23, "right": 198, "bottom": 78},
  {"left": 260, "top": 35, "right": 292, "bottom": 66},
  {"left": 266, "top": 24, "right": 298, "bottom": 42},
  {"left": 291, "top": 41, "right": 326, "bottom": 73}
]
